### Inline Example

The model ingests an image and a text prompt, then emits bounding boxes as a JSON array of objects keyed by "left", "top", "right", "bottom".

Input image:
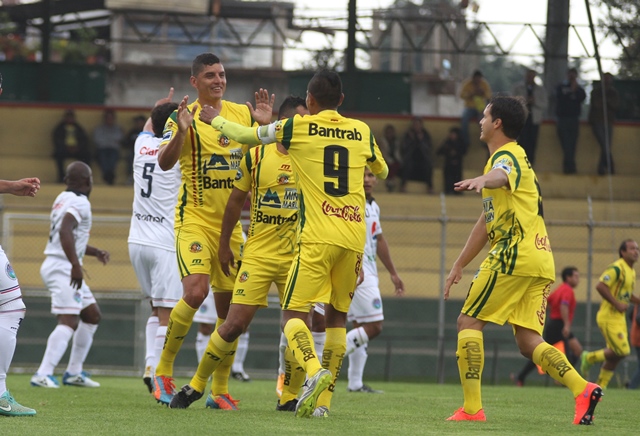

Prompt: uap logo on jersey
[
  {"left": 276, "top": 173, "right": 290, "bottom": 185},
  {"left": 372, "top": 298, "right": 382, "bottom": 309},
  {"left": 603, "top": 274, "right": 610, "bottom": 281},
  {"left": 217, "top": 134, "right": 230, "bottom": 147},
  {"left": 492, "top": 157, "right": 512, "bottom": 174},
  {"left": 238, "top": 271, "right": 249, "bottom": 283},
  {"left": 235, "top": 169, "right": 243, "bottom": 181},
  {"left": 162, "top": 130, "right": 173, "bottom": 142},
  {"left": 189, "top": 242, "right": 203, "bottom": 253},
  {"left": 5, "top": 262, "right": 16, "bottom": 280}
]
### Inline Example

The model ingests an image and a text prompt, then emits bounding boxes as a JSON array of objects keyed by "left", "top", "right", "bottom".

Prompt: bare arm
[
  {"left": 376, "top": 233, "right": 404, "bottom": 296},
  {"left": 0, "top": 178, "right": 40, "bottom": 197},
  {"left": 219, "top": 188, "right": 249, "bottom": 277},
  {"left": 454, "top": 168, "right": 509, "bottom": 193},
  {"left": 443, "top": 212, "right": 488, "bottom": 300},
  {"left": 560, "top": 303, "right": 571, "bottom": 337},
  {"left": 85, "top": 245, "right": 110, "bottom": 265},
  {"left": 158, "top": 95, "right": 194, "bottom": 170},
  {"left": 59, "top": 213, "right": 83, "bottom": 290},
  {"left": 595, "top": 281, "right": 627, "bottom": 313}
]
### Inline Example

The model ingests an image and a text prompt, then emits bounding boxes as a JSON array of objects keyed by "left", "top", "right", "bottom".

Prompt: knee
[
  {"left": 219, "top": 320, "right": 244, "bottom": 342},
  {"left": 367, "top": 322, "right": 383, "bottom": 339}
]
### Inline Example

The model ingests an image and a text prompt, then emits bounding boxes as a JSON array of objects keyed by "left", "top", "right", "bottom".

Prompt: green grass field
[{"left": 1, "top": 375, "right": 634, "bottom": 435}]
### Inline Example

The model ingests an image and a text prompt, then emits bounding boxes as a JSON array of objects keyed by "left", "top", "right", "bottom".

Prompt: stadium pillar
[{"left": 543, "top": 0, "right": 570, "bottom": 118}]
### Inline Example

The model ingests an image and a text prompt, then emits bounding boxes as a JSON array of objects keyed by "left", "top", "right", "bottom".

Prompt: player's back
[
  {"left": 44, "top": 190, "right": 92, "bottom": 262},
  {"left": 278, "top": 110, "right": 386, "bottom": 252}
]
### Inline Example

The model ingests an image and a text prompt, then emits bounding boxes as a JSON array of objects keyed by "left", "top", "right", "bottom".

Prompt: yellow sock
[
  {"left": 283, "top": 318, "right": 322, "bottom": 376},
  {"left": 280, "top": 346, "right": 306, "bottom": 404},
  {"left": 587, "top": 349, "right": 606, "bottom": 365},
  {"left": 316, "top": 327, "right": 346, "bottom": 410},
  {"left": 155, "top": 299, "right": 197, "bottom": 376},
  {"left": 210, "top": 318, "right": 238, "bottom": 396},
  {"left": 532, "top": 342, "right": 587, "bottom": 397},
  {"left": 457, "top": 329, "right": 484, "bottom": 415},
  {"left": 596, "top": 368, "right": 614, "bottom": 388},
  {"left": 190, "top": 329, "right": 235, "bottom": 393}
]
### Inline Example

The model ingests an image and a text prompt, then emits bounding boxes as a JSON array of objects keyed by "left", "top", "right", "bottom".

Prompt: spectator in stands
[
  {"left": 628, "top": 304, "right": 640, "bottom": 389},
  {"left": 52, "top": 109, "right": 91, "bottom": 183},
  {"left": 436, "top": 127, "right": 465, "bottom": 195},
  {"left": 459, "top": 70, "right": 491, "bottom": 149},
  {"left": 555, "top": 68, "right": 586, "bottom": 174},
  {"left": 512, "top": 69, "right": 547, "bottom": 165},
  {"left": 400, "top": 117, "right": 433, "bottom": 194},
  {"left": 588, "top": 72, "right": 619, "bottom": 175},
  {"left": 122, "top": 115, "right": 146, "bottom": 185},
  {"left": 93, "top": 109, "right": 124, "bottom": 185},
  {"left": 378, "top": 124, "right": 402, "bottom": 192}
]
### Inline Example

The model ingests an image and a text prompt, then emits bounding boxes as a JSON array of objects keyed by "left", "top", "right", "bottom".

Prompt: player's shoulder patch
[{"left": 492, "top": 156, "right": 513, "bottom": 174}]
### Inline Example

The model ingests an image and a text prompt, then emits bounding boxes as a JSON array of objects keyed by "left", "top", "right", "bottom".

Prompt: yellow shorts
[
  {"left": 461, "top": 268, "right": 553, "bottom": 335},
  {"left": 175, "top": 223, "right": 244, "bottom": 292},
  {"left": 596, "top": 311, "right": 630, "bottom": 357},
  {"left": 282, "top": 243, "right": 362, "bottom": 313},
  {"left": 231, "top": 253, "right": 293, "bottom": 307}
]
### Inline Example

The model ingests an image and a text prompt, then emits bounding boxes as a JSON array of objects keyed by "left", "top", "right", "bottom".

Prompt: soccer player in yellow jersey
[
  {"left": 168, "top": 96, "right": 309, "bottom": 410},
  {"left": 198, "top": 70, "right": 388, "bottom": 418},
  {"left": 153, "top": 52, "right": 274, "bottom": 407},
  {"left": 580, "top": 239, "right": 639, "bottom": 388},
  {"left": 443, "top": 96, "right": 602, "bottom": 425}
]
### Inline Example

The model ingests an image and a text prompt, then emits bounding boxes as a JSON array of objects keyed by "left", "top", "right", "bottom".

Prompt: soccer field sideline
[{"left": 2, "top": 375, "right": 635, "bottom": 435}]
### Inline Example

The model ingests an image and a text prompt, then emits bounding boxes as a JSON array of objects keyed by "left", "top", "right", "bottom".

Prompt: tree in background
[{"left": 599, "top": 0, "right": 640, "bottom": 78}]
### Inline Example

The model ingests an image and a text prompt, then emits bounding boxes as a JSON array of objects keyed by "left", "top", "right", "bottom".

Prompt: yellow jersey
[
  {"left": 479, "top": 142, "right": 555, "bottom": 280},
  {"left": 273, "top": 110, "right": 387, "bottom": 252},
  {"left": 597, "top": 257, "right": 637, "bottom": 319},
  {"left": 160, "top": 99, "right": 253, "bottom": 229},
  {"left": 235, "top": 143, "right": 298, "bottom": 256}
]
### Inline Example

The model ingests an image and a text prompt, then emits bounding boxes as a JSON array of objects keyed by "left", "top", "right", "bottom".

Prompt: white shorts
[
  {"left": 193, "top": 289, "right": 217, "bottom": 324},
  {"left": 0, "top": 246, "right": 25, "bottom": 312},
  {"left": 40, "top": 256, "right": 96, "bottom": 315},
  {"left": 347, "top": 286, "right": 384, "bottom": 324},
  {"left": 129, "top": 243, "right": 182, "bottom": 309}
]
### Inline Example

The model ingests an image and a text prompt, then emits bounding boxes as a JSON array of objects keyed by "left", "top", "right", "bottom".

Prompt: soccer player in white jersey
[
  {"left": 127, "top": 90, "right": 181, "bottom": 393},
  {"left": 31, "top": 162, "right": 110, "bottom": 389},
  {"left": 345, "top": 167, "right": 404, "bottom": 393}
]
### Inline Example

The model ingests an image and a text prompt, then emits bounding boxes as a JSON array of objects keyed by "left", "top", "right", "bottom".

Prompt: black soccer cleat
[
  {"left": 276, "top": 398, "right": 298, "bottom": 412},
  {"left": 169, "top": 384, "right": 203, "bottom": 409}
]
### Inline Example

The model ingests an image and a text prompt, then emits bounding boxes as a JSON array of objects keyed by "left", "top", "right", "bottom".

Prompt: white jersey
[
  {"left": 128, "top": 132, "right": 181, "bottom": 251},
  {"left": 360, "top": 198, "right": 382, "bottom": 289},
  {"left": 44, "top": 191, "right": 92, "bottom": 263}
]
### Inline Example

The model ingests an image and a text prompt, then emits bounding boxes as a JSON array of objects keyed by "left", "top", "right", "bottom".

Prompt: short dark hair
[
  {"left": 619, "top": 238, "right": 635, "bottom": 258},
  {"left": 308, "top": 69, "right": 342, "bottom": 109},
  {"left": 151, "top": 102, "right": 179, "bottom": 137},
  {"left": 278, "top": 95, "right": 306, "bottom": 119},
  {"left": 561, "top": 266, "right": 578, "bottom": 282},
  {"left": 472, "top": 70, "right": 483, "bottom": 78},
  {"left": 487, "top": 96, "right": 527, "bottom": 140},
  {"left": 192, "top": 53, "right": 221, "bottom": 77}
]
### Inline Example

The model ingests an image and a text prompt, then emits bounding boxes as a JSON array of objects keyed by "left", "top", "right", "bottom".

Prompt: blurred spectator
[
  {"left": 123, "top": 115, "right": 147, "bottom": 185},
  {"left": 555, "top": 68, "right": 586, "bottom": 174},
  {"left": 588, "top": 73, "right": 619, "bottom": 175},
  {"left": 400, "top": 117, "right": 433, "bottom": 194},
  {"left": 93, "top": 109, "right": 124, "bottom": 185},
  {"left": 459, "top": 70, "right": 491, "bottom": 149},
  {"left": 52, "top": 109, "right": 91, "bottom": 183},
  {"left": 377, "top": 124, "right": 402, "bottom": 192},
  {"left": 512, "top": 69, "right": 547, "bottom": 165},
  {"left": 436, "top": 127, "right": 465, "bottom": 195}
]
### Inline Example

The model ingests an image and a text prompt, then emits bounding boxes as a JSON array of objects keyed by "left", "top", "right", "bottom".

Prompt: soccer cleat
[
  {"left": 347, "top": 384, "right": 384, "bottom": 394},
  {"left": 231, "top": 370, "right": 251, "bottom": 382},
  {"left": 295, "top": 368, "right": 332, "bottom": 418},
  {"left": 276, "top": 398, "right": 298, "bottom": 412},
  {"left": 205, "top": 393, "right": 240, "bottom": 410},
  {"left": 574, "top": 382, "right": 603, "bottom": 425},
  {"left": 169, "top": 384, "right": 203, "bottom": 409},
  {"left": 30, "top": 374, "right": 60, "bottom": 388},
  {"left": 276, "top": 373, "right": 285, "bottom": 398},
  {"left": 0, "top": 391, "right": 36, "bottom": 417},
  {"left": 311, "top": 406, "right": 330, "bottom": 418},
  {"left": 580, "top": 351, "right": 592, "bottom": 377},
  {"left": 63, "top": 371, "right": 100, "bottom": 388},
  {"left": 446, "top": 407, "right": 487, "bottom": 421},
  {"left": 153, "top": 375, "right": 176, "bottom": 406},
  {"left": 143, "top": 366, "right": 153, "bottom": 394}
]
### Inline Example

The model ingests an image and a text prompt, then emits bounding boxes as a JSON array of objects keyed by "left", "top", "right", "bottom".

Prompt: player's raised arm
[{"left": 158, "top": 95, "right": 194, "bottom": 170}]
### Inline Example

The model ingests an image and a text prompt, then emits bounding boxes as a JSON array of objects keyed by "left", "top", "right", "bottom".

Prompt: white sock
[
  {"left": 278, "top": 333, "right": 288, "bottom": 375},
  {"left": 345, "top": 326, "right": 369, "bottom": 356},
  {"left": 195, "top": 331, "right": 208, "bottom": 363},
  {"left": 348, "top": 345, "right": 368, "bottom": 390},
  {"left": 152, "top": 326, "right": 167, "bottom": 370},
  {"left": 312, "top": 331, "right": 326, "bottom": 362},
  {"left": 66, "top": 321, "right": 98, "bottom": 375},
  {"left": 232, "top": 331, "right": 250, "bottom": 373},
  {"left": 0, "top": 310, "right": 24, "bottom": 395},
  {"left": 145, "top": 316, "right": 159, "bottom": 368},
  {"left": 37, "top": 324, "right": 74, "bottom": 376}
]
